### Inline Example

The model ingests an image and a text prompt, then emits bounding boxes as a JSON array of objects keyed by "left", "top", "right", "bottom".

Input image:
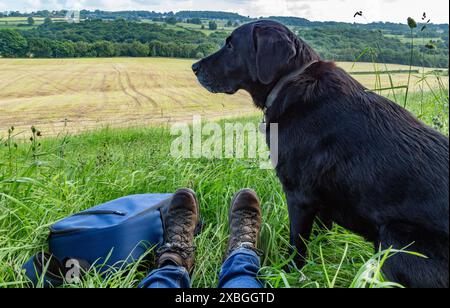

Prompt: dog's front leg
[{"left": 286, "top": 194, "right": 318, "bottom": 269}]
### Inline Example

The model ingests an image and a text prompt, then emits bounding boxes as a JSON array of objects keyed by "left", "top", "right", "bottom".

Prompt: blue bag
[{"left": 22, "top": 193, "right": 187, "bottom": 287}]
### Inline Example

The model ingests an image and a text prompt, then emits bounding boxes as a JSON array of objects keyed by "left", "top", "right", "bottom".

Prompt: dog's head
[{"left": 192, "top": 20, "right": 319, "bottom": 106}]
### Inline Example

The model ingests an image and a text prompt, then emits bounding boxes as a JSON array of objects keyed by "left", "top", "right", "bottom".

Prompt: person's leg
[
  {"left": 139, "top": 189, "right": 200, "bottom": 289},
  {"left": 218, "top": 189, "right": 263, "bottom": 289},
  {"left": 218, "top": 247, "right": 262, "bottom": 288},
  {"left": 139, "top": 264, "right": 191, "bottom": 288}
]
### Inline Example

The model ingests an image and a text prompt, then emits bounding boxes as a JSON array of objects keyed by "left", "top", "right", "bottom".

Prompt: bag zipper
[{"left": 72, "top": 210, "right": 127, "bottom": 216}]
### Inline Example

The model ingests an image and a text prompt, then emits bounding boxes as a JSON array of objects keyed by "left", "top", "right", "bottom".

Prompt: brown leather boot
[
  {"left": 226, "top": 189, "right": 262, "bottom": 258},
  {"left": 157, "top": 189, "right": 200, "bottom": 274}
]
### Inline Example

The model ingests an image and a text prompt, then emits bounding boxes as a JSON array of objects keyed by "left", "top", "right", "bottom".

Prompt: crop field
[
  {"left": 0, "top": 58, "right": 256, "bottom": 138},
  {"left": 0, "top": 57, "right": 447, "bottom": 139},
  {"left": 0, "top": 17, "right": 66, "bottom": 29}
]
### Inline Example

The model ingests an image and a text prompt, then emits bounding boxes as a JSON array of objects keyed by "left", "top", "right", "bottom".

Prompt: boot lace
[{"left": 229, "top": 210, "right": 261, "bottom": 254}]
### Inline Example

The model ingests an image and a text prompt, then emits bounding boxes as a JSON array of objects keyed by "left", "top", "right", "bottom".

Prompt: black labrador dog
[{"left": 192, "top": 20, "right": 449, "bottom": 288}]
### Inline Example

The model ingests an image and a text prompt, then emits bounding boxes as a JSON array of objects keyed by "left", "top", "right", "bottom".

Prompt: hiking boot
[
  {"left": 157, "top": 189, "right": 200, "bottom": 273},
  {"left": 226, "top": 189, "right": 262, "bottom": 258}
]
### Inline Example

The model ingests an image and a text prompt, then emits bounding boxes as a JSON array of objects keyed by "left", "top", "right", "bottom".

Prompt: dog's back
[{"left": 269, "top": 61, "right": 449, "bottom": 287}]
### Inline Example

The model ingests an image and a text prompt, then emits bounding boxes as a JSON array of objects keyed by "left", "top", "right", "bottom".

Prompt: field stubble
[{"left": 0, "top": 58, "right": 447, "bottom": 138}]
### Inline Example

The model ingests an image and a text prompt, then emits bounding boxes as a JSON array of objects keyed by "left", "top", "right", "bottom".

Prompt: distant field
[
  {"left": 0, "top": 57, "right": 447, "bottom": 138},
  {"left": 143, "top": 19, "right": 233, "bottom": 35},
  {"left": 0, "top": 17, "right": 66, "bottom": 29},
  {"left": 384, "top": 33, "right": 445, "bottom": 44}
]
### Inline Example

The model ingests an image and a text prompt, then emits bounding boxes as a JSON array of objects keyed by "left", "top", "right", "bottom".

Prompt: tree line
[
  {"left": 0, "top": 19, "right": 225, "bottom": 58},
  {"left": 0, "top": 10, "right": 251, "bottom": 22},
  {"left": 0, "top": 18, "right": 448, "bottom": 68},
  {"left": 300, "top": 27, "right": 448, "bottom": 68}
]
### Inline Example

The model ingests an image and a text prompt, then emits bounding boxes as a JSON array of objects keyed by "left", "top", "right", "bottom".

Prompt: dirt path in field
[
  {"left": 123, "top": 70, "right": 159, "bottom": 109},
  {"left": 113, "top": 64, "right": 160, "bottom": 110},
  {"left": 100, "top": 72, "right": 110, "bottom": 108},
  {"left": 113, "top": 64, "right": 143, "bottom": 107}
]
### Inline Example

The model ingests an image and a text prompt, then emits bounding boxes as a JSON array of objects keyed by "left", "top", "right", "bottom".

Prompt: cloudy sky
[{"left": 0, "top": 0, "right": 448, "bottom": 23}]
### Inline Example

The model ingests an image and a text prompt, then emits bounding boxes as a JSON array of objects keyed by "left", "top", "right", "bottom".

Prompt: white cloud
[{"left": 0, "top": 0, "right": 448, "bottom": 23}]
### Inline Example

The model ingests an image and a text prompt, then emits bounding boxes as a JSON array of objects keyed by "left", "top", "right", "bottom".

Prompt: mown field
[
  {"left": 0, "top": 57, "right": 447, "bottom": 139},
  {"left": 0, "top": 17, "right": 66, "bottom": 30}
]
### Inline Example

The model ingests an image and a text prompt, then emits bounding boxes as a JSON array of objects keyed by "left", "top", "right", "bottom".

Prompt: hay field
[
  {"left": 0, "top": 58, "right": 256, "bottom": 137},
  {"left": 0, "top": 57, "right": 447, "bottom": 138}
]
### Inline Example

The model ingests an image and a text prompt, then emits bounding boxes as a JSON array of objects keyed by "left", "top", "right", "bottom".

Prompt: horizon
[
  {"left": 2, "top": 8, "right": 449, "bottom": 26},
  {"left": 0, "top": 0, "right": 448, "bottom": 24}
]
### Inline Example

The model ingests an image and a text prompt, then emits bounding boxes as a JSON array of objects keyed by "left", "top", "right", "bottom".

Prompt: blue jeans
[{"left": 139, "top": 248, "right": 262, "bottom": 288}]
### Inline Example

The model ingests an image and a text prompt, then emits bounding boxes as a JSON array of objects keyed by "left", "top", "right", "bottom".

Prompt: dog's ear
[{"left": 254, "top": 26, "right": 297, "bottom": 84}]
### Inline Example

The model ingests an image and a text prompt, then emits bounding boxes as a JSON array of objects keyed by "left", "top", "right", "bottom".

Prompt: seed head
[{"left": 407, "top": 17, "right": 417, "bottom": 29}]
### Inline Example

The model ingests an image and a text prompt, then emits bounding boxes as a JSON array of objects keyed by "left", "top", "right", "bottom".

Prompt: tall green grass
[{"left": 0, "top": 91, "right": 447, "bottom": 288}]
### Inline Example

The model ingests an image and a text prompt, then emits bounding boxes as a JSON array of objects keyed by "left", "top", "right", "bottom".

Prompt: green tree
[
  {"left": 148, "top": 40, "right": 164, "bottom": 57},
  {"left": 196, "top": 43, "right": 217, "bottom": 57},
  {"left": 208, "top": 21, "right": 218, "bottom": 31},
  {"left": 43, "top": 17, "right": 53, "bottom": 25},
  {"left": 0, "top": 29, "right": 28, "bottom": 57},
  {"left": 165, "top": 17, "right": 178, "bottom": 25},
  {"left": 187, "top": 18, "right": 202, "bottom": 25},
  {"left": 129, "top": 41, "right": 150, "bottom": 57},
  {"left": 27, "top": 17, "right": 35, "bottom": 26},
  {"left": 53, "top": 41, "right": 75, "bottom": 58},
  {"left": 74, "top": 41, "right": 96, "bottom": 57},
  {"left": 27, "top": 38, "right": 53, "bottom": 57},
  {"left": 93, "top": 41, "right": 115, "bottom": 57}
]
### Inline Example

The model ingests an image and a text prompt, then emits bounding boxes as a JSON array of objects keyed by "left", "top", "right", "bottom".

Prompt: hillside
[{"left": 0, "top": 10, "right": 448, "bottom": 68}]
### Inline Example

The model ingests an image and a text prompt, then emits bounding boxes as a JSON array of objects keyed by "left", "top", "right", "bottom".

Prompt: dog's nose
[{"left": 192, "top": 62, "right": 201, "bottom": 75}]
